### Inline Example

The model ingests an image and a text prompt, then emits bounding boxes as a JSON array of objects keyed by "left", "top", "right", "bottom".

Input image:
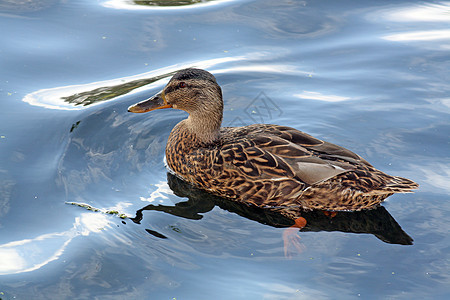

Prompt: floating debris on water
[{"left": 66, "top": 202, "right": 129, "bottom": 219}]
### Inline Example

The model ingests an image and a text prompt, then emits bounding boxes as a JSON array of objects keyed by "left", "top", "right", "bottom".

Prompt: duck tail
[{"left": 382, "top": 175, "right": 419, "bottom": 193}]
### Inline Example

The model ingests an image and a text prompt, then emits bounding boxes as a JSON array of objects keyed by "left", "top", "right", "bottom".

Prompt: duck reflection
[{"left": 131, "top": 173, "right": 413, "bottom": 248}]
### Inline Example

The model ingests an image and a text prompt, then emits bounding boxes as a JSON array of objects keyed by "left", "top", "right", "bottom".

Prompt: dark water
[{"left": 1, "top": 0, "right": 449, "bottom": 299}]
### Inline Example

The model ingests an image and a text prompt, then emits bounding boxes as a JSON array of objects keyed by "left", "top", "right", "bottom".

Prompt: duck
[{"left": 128, "top": 68, "right": 418, "bottom": 216}]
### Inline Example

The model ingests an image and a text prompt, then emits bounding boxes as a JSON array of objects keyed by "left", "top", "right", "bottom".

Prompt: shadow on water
[{"left": 131, "top": 173, "right": 413, "bottom": 246}]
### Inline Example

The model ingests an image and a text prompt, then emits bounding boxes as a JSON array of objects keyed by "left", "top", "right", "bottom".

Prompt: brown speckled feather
[
  {"left": 129, "top": 68, "right": 418, "bottom": 212},
  {"left": 166, "top": 122, "right": 417, "bottom": 211}
]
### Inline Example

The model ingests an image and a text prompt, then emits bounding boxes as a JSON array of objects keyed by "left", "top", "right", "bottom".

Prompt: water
[{"left": 1, "top": 0, "right": 449, "bottom": 299}]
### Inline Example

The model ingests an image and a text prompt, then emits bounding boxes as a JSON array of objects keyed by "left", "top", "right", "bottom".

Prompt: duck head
[
  {"left": 128, "top": 68, "right": 224, "bottom": 144},
  {"left": 128, "top": 68, "right": 223, "bottom": 114}
]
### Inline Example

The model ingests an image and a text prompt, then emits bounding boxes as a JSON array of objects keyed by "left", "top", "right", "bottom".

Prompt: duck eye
[{"left": 179, "top": 82, "right": 187, "bottom": 88}]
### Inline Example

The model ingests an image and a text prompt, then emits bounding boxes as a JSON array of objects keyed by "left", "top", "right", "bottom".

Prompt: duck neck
[{"left": 185, "top": 108, "right": 223, "bottom": 145}]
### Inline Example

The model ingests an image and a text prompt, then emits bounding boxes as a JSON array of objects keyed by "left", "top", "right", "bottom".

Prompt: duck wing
[
  {"left": 240, "top": 124, "right": 372, "bottom": 166},
  {"left": 213, "top": 124, "right": 368, "bottom": 186}
]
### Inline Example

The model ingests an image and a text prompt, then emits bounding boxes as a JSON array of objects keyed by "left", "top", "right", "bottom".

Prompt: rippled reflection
[
  {"left": 295, "top": 91, "right": 351, "bottom": 102},
  {"left": 2, "top": 0, "right": 448, "bottom": 297},
  {"left": 0, "top": 0, "right": 56, "bottom": 13},
  {"left": 131, "top": 173, "right": 413, "bottom": 246},
  {"left": 0, "top": 213, "right": 110, "bottom": 275},
  {"left": 379, "top": 2, "right": 450, "bottom": 22},
  {"left": 133, "top": 0, "right": 211, "bottom": 6},
  {"left": 22, "top": 68, "right": 172, "bottom": 110},
  {"left": 0, "top": 172, "right": 13, "bottom": 219},
  {"left": 374, "top": 2, "right": 450, "bottom": 49},
  {"left": 22, "top": 54, "right": 308, "bottom": 110},
  {"left": 383, "top": 30, "right": 450, "bottom": 42},
  {"left": 103, "top": 0, "right": 235, "bottom": 10},
  {"left": 417, "top": 162, "right": 450, "bottom": 193},
  {"left": 22, "top": 56, "right": 246, "bottom": 110}
]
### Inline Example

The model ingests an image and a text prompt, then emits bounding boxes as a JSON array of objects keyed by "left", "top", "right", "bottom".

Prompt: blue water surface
[{"left": 0, "top": 0, "right": 449, "bottom": 299}]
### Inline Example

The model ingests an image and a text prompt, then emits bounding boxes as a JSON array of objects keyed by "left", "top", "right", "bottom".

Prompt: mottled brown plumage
[{"left": 128, "top": 68, "right": 418, "bottom": 212}]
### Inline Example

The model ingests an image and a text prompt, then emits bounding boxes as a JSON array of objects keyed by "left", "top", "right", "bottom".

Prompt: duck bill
[{"left": 128, "top": 91, "right": 172, "bottom": 113}]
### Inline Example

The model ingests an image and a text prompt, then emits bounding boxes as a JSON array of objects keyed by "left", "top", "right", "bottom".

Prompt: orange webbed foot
[{"left": 283, "top": 217, "right": 307, "bottom": 258}]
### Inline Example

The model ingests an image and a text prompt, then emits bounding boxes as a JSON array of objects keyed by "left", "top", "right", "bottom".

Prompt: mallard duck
[{"left": 128, "top": 68, "right": 418, "bottom": 213}]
